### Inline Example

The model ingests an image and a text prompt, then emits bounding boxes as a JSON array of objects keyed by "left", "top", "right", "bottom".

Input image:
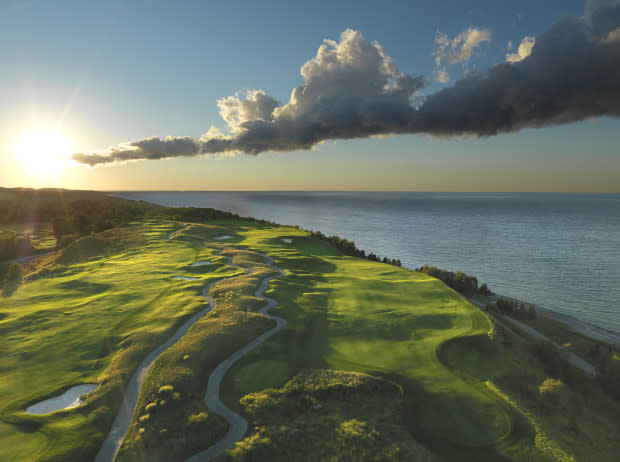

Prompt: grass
[
  {"left": 2, "top": 217, "right": 619, "bottom": 461},
  {"left": 216, "top": 369, "right": 439, "bottom": 461},
  {"left": 217, "top": 226, "right": 539, "bottom": 460},
  {"left": 116, "top": 228, "right": 282, "bottom": 462},
  {"left": 0, "top": 221, "right": 243, "bottom": 461}
]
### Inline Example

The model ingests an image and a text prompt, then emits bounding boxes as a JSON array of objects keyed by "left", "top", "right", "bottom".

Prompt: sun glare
[{"left": 15, "top": 129, "right": 72, "bottom": 178}]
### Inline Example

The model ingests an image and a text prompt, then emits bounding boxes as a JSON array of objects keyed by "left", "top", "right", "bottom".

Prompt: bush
[
  {"left": 538, "top": 378, "right": 564, "bottom": 395},
  {"left": 479, "top": 283, "right": 494, "bottom": 296},
  {"left": 5, "top": 262, "right": 24, "bottom": 284},
  {"left": 158, "top": 385, "right": 174, "bottom": 395},
  {"left": 188, "top": 412, "right": 208, "bottom": 424}
]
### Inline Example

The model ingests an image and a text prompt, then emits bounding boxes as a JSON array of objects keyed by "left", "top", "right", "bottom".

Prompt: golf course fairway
[{"left": 1, "top": 219, "right": 584, "bottom": 461}]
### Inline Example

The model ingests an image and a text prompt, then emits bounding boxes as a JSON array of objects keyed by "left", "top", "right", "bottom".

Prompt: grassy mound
[{"left": 218, "top": 369, "right": 438, "bottom": 461}]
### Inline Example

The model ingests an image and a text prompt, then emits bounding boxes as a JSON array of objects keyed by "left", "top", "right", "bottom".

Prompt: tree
[
  {"left": 479, "top": 283, "right": 493, "bottom": 296},
  {"left": 6, "top": 262, "right": 24, "bottom": 283}
]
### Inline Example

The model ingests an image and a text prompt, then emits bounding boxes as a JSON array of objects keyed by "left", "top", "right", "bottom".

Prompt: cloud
[
  {"left": 506, "top": 36, "right": 536, "bottom": 62},
  {"left": 432, "top": 27, "right": 492, "bottom": 82},
  {"left": 73, "top": 1, "right": 620, "bottom": 166},
  {"left": 434, "top": 27, "right": 492, "bottom": 66},
  {"left": 435, "top": 69, "right": 450, "bottom": 83},
  {"left": 415, "top": 6, "right": 620, "bottom": 137},
  {"left": 584, "top": 0, "right": 620, "bottom": 21},
  {"left": 75, "top": 29, "right": 424, "bottom": 165}
]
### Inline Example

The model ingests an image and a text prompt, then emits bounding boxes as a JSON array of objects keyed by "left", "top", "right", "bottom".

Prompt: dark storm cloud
[{"left": 73, "top": 1, "right": 620, "bottom": 166}]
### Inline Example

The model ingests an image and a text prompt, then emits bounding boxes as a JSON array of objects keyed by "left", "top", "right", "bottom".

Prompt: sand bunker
[
  {"left": 282, "top": 238, "right": 293, "bottom": 243},
  {"left": 173, "top": 276, "right": 200, "bottom": 281},
  {"left": 26, "top": 384, "right": 98, "bottom": 415},
  {"left": 190, "top": 261, "right": 213, "bottom": 266},
  {"left": 215, "top": 235, "right": 233, "bottom": 240}
]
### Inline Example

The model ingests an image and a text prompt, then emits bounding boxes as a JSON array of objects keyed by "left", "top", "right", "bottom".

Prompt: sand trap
[
  {"left": 26, "top": 384, "right": 98, "bottom": 415},
  {"left": 190, "top": 261, "right": 213, "bottom": 267},
  {"left": 215, "top": 235, "right": 233, "bottom": 240},
  {"left": 173, "top": 276, "right": 200, "bottom": 281},
  {"left": 282, "top": 238, "right": 293, "bottom": 244}
]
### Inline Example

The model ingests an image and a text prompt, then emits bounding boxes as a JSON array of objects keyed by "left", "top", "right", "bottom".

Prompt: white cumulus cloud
[{"left": 506, "top": 36, "right": 536, "bottom": 63}]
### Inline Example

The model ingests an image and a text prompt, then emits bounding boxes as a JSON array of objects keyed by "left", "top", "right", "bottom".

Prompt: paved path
[
  {"left": 468, "top": 299, "right": 596, "bottom": 376},
  {"left": 185, "top": 254, "right": 285, "bottom": 462},
  {"left": 95, "top": 226, "right": 284, "bottom": 462},
  {"left": 0, "top": 250, "right": 55, "bottom": 266}
]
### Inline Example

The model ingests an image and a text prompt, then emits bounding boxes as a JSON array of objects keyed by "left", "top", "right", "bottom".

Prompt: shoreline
[{"left": 489, "top": 293, "right": 620, "bottom": 347}]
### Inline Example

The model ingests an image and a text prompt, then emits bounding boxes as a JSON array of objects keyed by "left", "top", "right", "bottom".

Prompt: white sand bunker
[
  {"left": 190, "top": 261, "right": 213, "bottom": 267},
  {"left": 173, "top": 276, "right": 200, "bottom": 281},
  {"left": 282, "top": 238, "right": 293, "bottom": 244},
  {"left": 26, "top": 383, "right": 98, "bottom": 415},
  {"left": 215, "top": 235, "right": 233, "bottom": 240}
]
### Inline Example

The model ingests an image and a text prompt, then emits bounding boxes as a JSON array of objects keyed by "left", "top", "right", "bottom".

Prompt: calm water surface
[{"left": 114, "top": 191, "right": 620, "bottom": 333}]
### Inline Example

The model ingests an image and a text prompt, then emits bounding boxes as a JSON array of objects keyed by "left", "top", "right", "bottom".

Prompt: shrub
[
  {"left": 139, "top": 413, "right": 150, "bottom": 422},
  {"left": 145, "top": 402, "right": 157, "bottom": 412},
  {"left": 538, "top": 378, "right": 564, "bottom": 395},
  {"left": 158, "top": 385, "right": 174, "bottom": 395},
  {"left": 188, "top": 412, "right": 208, "bottom": 424},
  {"left": 479, "top": 283, "right": 494, "bottom": 296},
  {"left": 5, "top": 263, "right": 24, "bottom": 284}
]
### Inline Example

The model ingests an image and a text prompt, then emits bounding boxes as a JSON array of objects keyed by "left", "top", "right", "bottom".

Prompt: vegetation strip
[
  {"left": 186, "top": 252, "right": 285, "bottom": 462},
  {"left": 95, "top": 229, "right": 280, "bottom": 462}
]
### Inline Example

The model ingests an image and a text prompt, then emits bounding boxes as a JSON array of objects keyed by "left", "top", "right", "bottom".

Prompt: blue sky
[{"left": 1, "top": 0, "right": 618, "bottom": 191}]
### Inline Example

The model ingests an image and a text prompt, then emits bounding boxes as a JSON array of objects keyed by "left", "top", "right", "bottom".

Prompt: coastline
[{"left": 490, "top": 293, "right": 620, "bottom": 347}]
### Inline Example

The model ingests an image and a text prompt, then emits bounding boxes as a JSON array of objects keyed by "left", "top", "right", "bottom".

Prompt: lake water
[{"left": 114, "top": 191, "right": 620, "bottom": 333}]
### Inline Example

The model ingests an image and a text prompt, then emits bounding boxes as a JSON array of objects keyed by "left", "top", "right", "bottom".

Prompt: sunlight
[{"left": 14, "top": 129, "right": 71, "bottom": 178}]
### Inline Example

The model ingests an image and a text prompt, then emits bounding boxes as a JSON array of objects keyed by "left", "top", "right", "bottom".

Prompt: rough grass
[
  {"left": 0, "top": 221, "right": 242, "bottom": 461},
  {"left": 3, "top": 218, "right": 619, "bottom": 461},
  {"left": 116, "top": 229, "right": 281, "bottom": 462},
  {"left": 217, "top": 369, "right": 439, "bottom": 462}
]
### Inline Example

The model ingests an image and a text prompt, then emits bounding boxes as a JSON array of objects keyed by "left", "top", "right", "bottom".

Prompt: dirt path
[{"left": 185, "top": 254, "right": 285, "bottom": 462}]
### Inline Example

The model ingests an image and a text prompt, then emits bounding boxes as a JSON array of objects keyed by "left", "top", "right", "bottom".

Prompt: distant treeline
[
  {"left": 0, "top": 231, "right": 33, "bottom": 261},
  {"left": 304, "top": 229, "right": 402, "bottom": 267},
  {"left": 1, "top": 188, "right": 406, "bottom": 267},
  {"left": 414, "top": 265, "right": 493, "bottom": 296},
  {"left": 51, "top": 202, "right": 260, "bottom": 248}
]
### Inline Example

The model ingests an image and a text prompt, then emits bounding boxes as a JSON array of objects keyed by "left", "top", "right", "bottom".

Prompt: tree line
[
  {"left": 414, "top": 265, "right": 493, "bottom": 296},
  {"left": 305, "top": 229, "right": 402, "bottom": 267}
]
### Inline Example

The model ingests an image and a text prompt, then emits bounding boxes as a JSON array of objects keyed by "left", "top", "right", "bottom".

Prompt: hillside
[{"left": 0, "top": 190, "right": 619, "bottom": 461}]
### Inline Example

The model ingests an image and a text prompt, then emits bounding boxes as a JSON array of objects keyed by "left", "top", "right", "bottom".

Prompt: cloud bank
[{"left": 74, "top": 1, "right": 620, "bottom": 166}]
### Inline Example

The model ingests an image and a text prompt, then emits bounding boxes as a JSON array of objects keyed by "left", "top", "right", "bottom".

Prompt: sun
[{"left": 14, "top": 129, "right": 72, "bottom": 178}]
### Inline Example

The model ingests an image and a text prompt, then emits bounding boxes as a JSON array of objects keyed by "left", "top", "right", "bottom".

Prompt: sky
[{"left": 0, "top": 0, "right": 619, "bottom": 192}]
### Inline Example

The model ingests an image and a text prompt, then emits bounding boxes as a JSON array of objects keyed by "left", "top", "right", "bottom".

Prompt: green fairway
[
  {"left": 4, "top": 216, "right": 615, "bottom": 461},
  {"left": 0, "top": 221, "right": 243, "bottom": 461},
  {"left": 219, "top": 226, "right": 537, "bottom": 459}
]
